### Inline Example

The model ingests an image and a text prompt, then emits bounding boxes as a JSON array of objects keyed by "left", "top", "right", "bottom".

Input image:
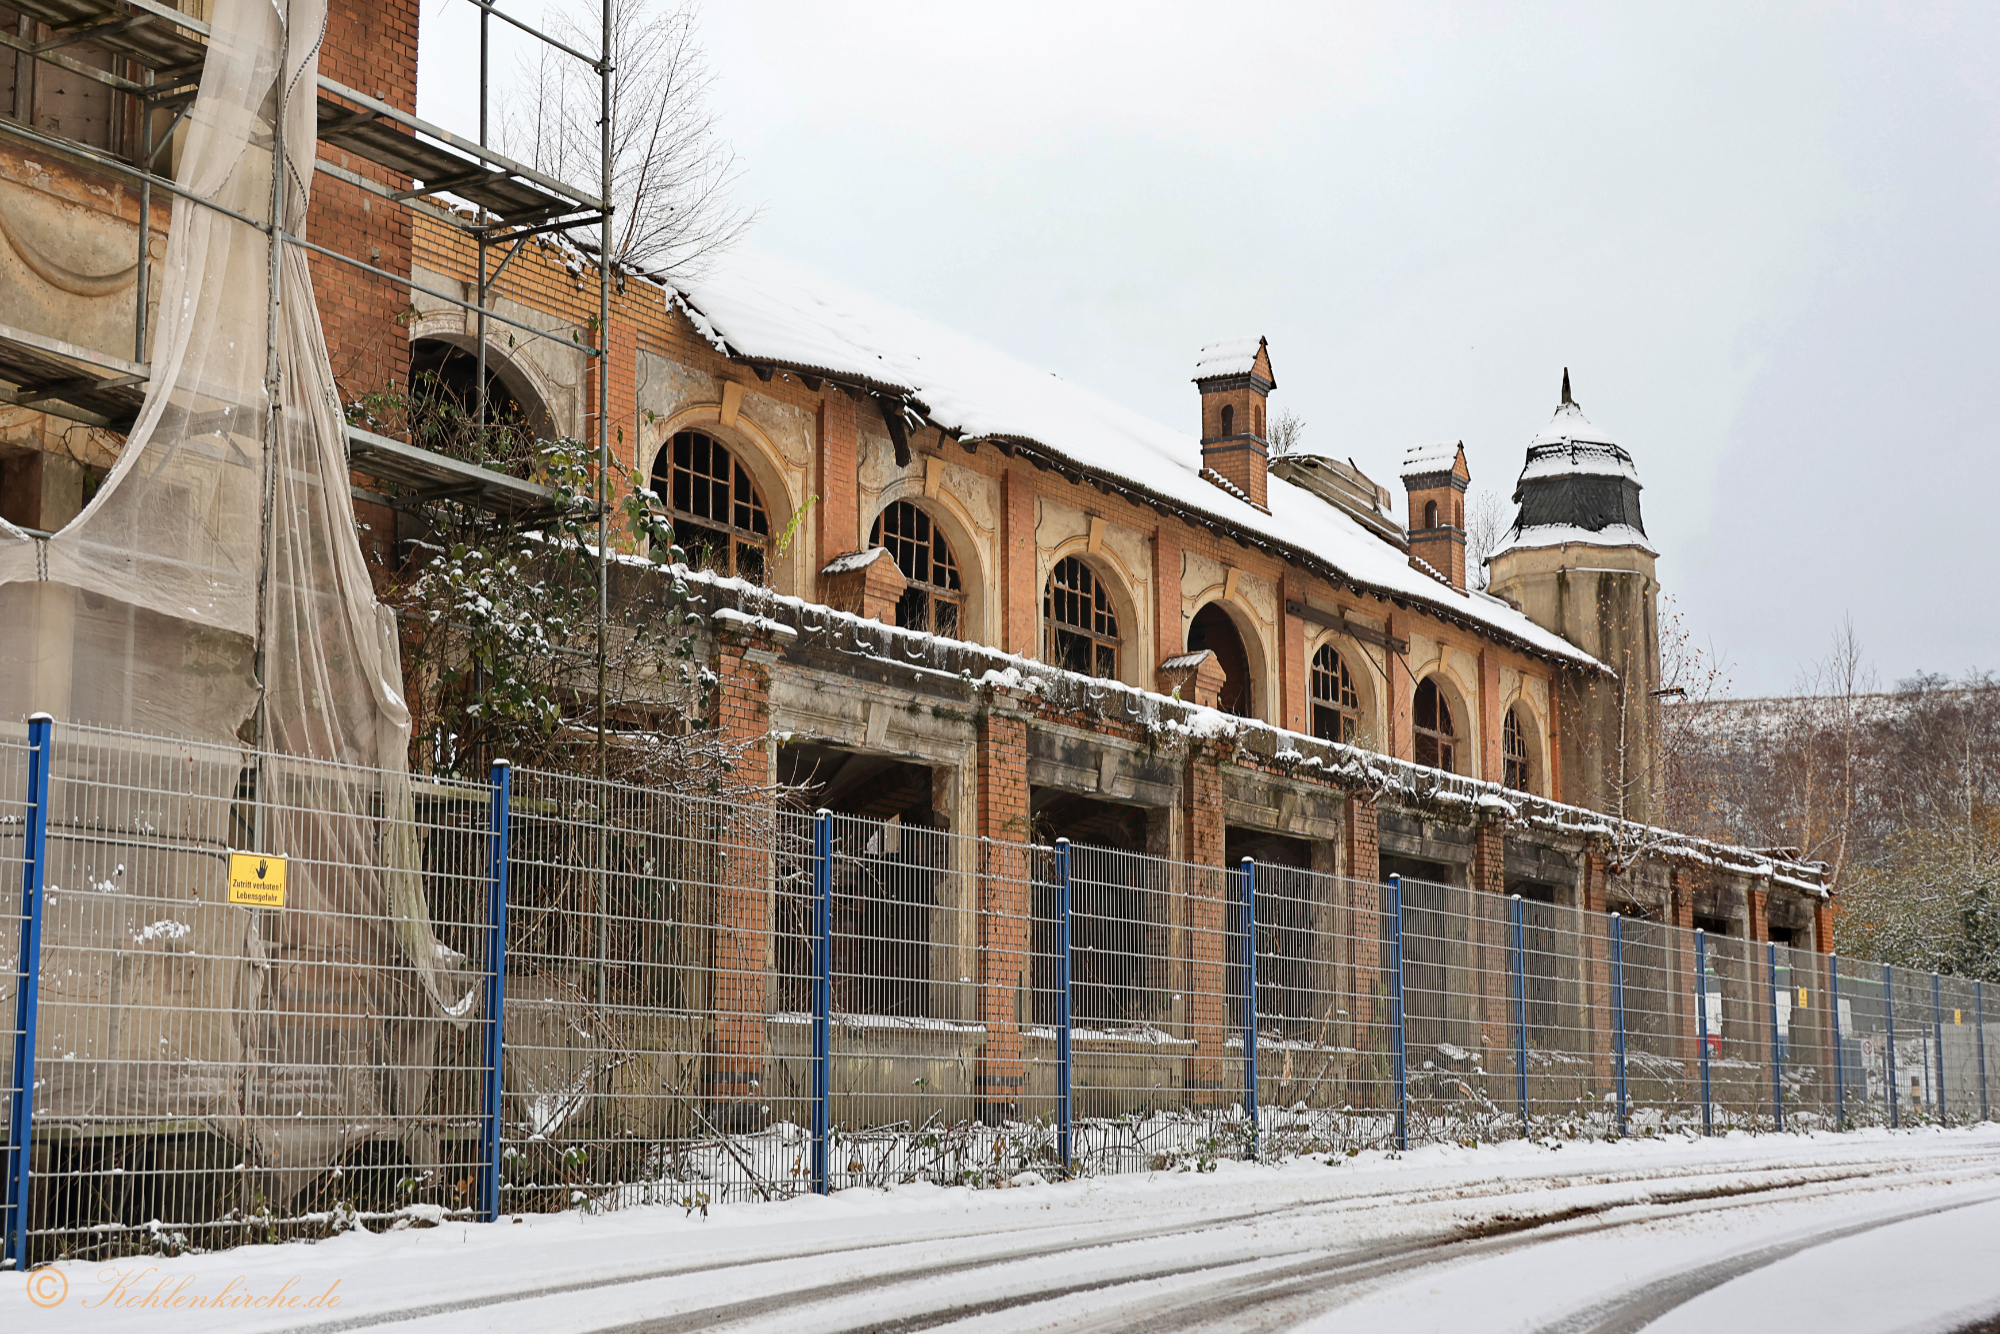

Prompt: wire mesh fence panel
[
  {"left": 1772, "top": 941, "right": 1837, "bottom": 1129},
  {"left": 20, "top": 725, "right": 496, "bottom": 1263},
  {"left": 820, "top": 816, "right": 1050, "bottom": 1189},
  {"left": 1937, "top": 974, "right": 1984, "bottom": 1126},
  {"left": 1887, "top": 965, "right": 1941, "bottom": 1127},
  {"left": 1619, "top": 917, "right": 1699, "bottom": 1135},
  {"left": 1832, "top": 956, "right": 1893, "bottom": 1128},
  {"left": 1251, "top": 866, "right": 1399, "bottom": 1155},
  {"left": 1517, "top": 900, "right": 1613, "bottom": 1138},
  {"left": 502, "top": 771, "right": 810, "bottom": 1210},
  {"left": 1068, "top": 844, "right": 1241, "bottom": 1174},
  {"left": 1, "top": 729, "right": 31, "bottom": 1267},
  {"left": 1398, "top": 880, "right": 1521, "bottom": 1146},
  {"left": 1702, "top": 934, "right": 1775, "bottom": 1131}
]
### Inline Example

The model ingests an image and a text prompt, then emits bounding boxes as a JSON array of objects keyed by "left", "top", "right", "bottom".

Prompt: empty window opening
[
  {"left": 1188, "top": 602, "right": 1254, "bottom": 717},
  {"left": 1045, "top": 556, "right": 1120, "bottom": 679},
  {"left": 872, "top": 500, "right": 963, "bottom": 638},
  {"left": 776, "top": 746, "right": 943, "bottom": 1019},
  {"left": 1220, "top": 403, "right": 1234, "bottom": 436},
  {"left": 1030, "top": 792, "right": 1167, "bottom": 1029}
]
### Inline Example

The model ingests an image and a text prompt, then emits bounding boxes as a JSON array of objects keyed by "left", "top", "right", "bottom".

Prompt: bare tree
[
  {"left": 1462, "top": 487, "right": 1509, "bottom": 590},
  {"left": 504, "top": 0, "right": 756, "bottom": 276},
  {"left": 1267, "top": 409, "right": 1305, "bottom": 457},
  {"left": 1653, "top": 593, "right": 1733, "bottom": 838}
]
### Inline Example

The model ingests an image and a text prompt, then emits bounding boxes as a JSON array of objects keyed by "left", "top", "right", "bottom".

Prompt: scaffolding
[{"left": 0, "top": 0, "right": 617, "bottom": 746}]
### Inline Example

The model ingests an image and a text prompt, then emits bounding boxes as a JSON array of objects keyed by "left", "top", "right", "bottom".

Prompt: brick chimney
[
  {"left": 819, "top": 547, "right": 907, "bottom": 622},
  {"left": 1194, "top": 337, "right": 1274, "bottom": 510},
  {"left": 1401, "top": 441, "right": 1470, "bottom": 590}
]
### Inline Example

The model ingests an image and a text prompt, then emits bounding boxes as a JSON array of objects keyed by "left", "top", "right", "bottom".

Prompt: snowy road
[{"left": 15, "top": 1126, "right": 2000, "bottom": 1334}]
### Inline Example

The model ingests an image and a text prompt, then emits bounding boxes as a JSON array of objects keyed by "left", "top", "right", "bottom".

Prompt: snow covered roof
[
  {"left": 1489, "top": 522, "right": 1658, "bottom": 560},
  {"left": 1192, "top": 337, "right": 1268, "bottom": 381},
  {"left": 1402, "top": 441, "right": 1464, "bottom": 477},
  {"left": 1532, "top": 399, "right": 1619, "bottom": 449},
  {"left": 668, "top": 247, "right": 1604, "bottom": 671}
]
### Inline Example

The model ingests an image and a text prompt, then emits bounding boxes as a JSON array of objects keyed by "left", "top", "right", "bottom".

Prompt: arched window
[
  {"left": 1423, "top": 499, "right": 1439, "bottom": 529},
  {"left": 652, "top": 430, "right": 771, "bottom": 582},
  {"left": 1413, "top": 676, "right": 1457, "bottom": 773},
  {"left": 871, "top": 500, "right": 963, "bottom": 638},
  {"left": 1219, "top": 403, "right": 1234, "bottom": 437},
  {"left": 1045, "top": 556, "right": 1119, "bottom": 678},
  {"left": 1253, "top": 401, "right": 1264, "bottom": 437},
  {"left": 1311, "top": 645, "right": 1360, "bottom": 744},
  {"left": 1503, "top": 705, "right": 1532, "bottom": 791}
]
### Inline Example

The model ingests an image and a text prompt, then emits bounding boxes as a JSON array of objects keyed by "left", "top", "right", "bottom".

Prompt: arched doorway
[
  {"left": 1188, "top": 602, "right": 1254, "bottom": 717},
  {"left": 405, "top": 338, "right": 553, "bottom": 469}
]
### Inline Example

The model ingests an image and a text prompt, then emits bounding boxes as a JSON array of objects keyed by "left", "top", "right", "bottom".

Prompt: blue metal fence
[{"left": 1, "top": 716, "right": 1997, "bottom": 1265}]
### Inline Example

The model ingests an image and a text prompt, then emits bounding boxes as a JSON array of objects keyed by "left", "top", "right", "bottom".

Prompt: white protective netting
[{"left": 0, "top": 0, "right": 472, "bottom": 1199}]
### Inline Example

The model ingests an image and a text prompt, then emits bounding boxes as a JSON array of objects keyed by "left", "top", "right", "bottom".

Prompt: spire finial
[{"left": 1560, "top": 367, "right": 1574, "bottom": 407}]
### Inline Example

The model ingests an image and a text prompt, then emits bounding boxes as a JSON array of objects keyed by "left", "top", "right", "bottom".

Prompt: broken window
[
  {"left": 652, "top": 429, "right": 771, "bottom": 583},
  {"left": 1503, "top": 705, "right": 1532, "bottom": 791},
  {"left": 1044, "top": 555, "right": 1119, "bottom": 679},
  {"left": 1310, "top": 644, "right": 1359, "bottom": 744},
  {"left": 871, "top": 499, "right": 963, "bottom": 639},
  {"left": 1413, "top": 676, "right": 1456, "bottom": 773}
]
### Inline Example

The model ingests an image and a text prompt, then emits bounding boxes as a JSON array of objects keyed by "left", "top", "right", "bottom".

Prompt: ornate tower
[{"left": 1486, "top": 371, "right": 1662, "bottom": 820}]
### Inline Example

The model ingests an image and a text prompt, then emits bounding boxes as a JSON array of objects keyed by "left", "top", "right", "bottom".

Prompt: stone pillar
[
  {"left": 707, "top": 613, "right": 789, "bottom": 1126},
  {"left": 974, "top": 686, "right": 1032, "bottom": 1122},
  {"left": 1181, "top": 740, "right": 1231, "bottom": 1104}
]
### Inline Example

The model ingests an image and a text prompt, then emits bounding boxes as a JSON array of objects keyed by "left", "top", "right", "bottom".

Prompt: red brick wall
[
  {"left": 311, "top": 0, "right": 418, "bottom": 407},
  {"left": 1182, "top": 742, "right": 1230, "bottom": 1101},
  {"left": 1000, "top": 469, "right": 1036, "bottom": 659},
  {"left": 708, "top": 625, "right": 777, "bottom": 1106}
]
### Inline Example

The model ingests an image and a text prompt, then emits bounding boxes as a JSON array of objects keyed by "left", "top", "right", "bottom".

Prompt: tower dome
[{"left": 1494, "top": 369, "right": 1653, "bottom": 557}]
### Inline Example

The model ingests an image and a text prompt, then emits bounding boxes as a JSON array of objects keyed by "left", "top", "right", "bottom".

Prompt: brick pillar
[
  {"left": 1479, "top": 650, "right": 1502, "bottom": 785},
  {"left": 1387, "top": 614, "right": 1412, "bottom": 761},
  {"left": 1473, "top": 819, "right": 1511, "bottom": 1077},
  {"left": 1343, "top": 789, "right": 1382, "bottom": 1104},
  {"left": 1279, "top": 574, "right": 1307, "bottom": 734},
  {"left": 1181, "top": 741, "right": 1230, "bottom": 1104},
  {"left": 1747, "top": 883, "right": 1770, "bottom": 943},
  {"left": 816, "top": 392, "right": 860, "bottom": 568},
  {"left": 1153, "top": 527, "right": 1183, "bottom": 693},
  {"left": 975, "top": 686, "right": 1032, "bottom": 1121},
  {"left": 1812, "top": 897, "right": 1835, "bottom": 955},
  {"left": 707, "top": 617, "right": 785, "bottom": 1125},
  {"left": 1001, "top": 469, "right": 1037, "bottom": 659},
  {"left": 1547, "top": 686, "right": 1565, "bottom": 804}
]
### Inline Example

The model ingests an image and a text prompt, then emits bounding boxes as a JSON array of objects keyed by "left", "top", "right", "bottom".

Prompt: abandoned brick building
[{"left": 0, "top": 0, "right": 1832, "bottom": 1125}]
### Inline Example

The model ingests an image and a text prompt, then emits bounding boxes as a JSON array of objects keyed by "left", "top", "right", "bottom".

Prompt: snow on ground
[{"left": 10, "top": 1125, "right": 2000, "bottom": 1333}]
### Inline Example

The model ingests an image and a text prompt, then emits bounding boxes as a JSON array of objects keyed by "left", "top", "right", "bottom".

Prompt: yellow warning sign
[{"left": 228, "top": 852, "right": 287, "bottom": 908}]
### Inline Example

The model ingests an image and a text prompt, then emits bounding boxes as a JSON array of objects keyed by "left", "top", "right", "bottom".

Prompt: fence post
[
  {"left": 1240, "top": 856, "right": 1257, "bottom": 1160},
  {"left": 1932, "top": 973, "right": 1946, "bottom": 1128},
  {"left": 1611, "top": 914, "right": 1629, "bottom": 1138},
  {"left": 1510, "top": 895, "right": 1529, "bottom": 1137},
  {"left": 1766, "top": 942, "right": 1784, "bottom": 1133},
  {"left": 1829, "top": 953, "right": 1846, "bottom": 1130},
  {"left": 4, "top": 713, "right": 51, "bottom": 1272},
  {"left": 1884, "top": 963, "right": 1898, "bottom": 1129},
  {"left": 1977, "top": 980, "right": 1988, "bottom": 1124},
  {"left": 1055, "top": 839, "right": 1072, "bottom": 1175},
  {"left": 1388, "top": 875, "right": 1407, "bottom": 1152},
  {"left": 1694, "top": 929, "right": 1713, "bottom": 1137},
  {"left": 478, "top": 760, "right": 512, "bottom": 1223},
  {"left": 811, "top": 810, "right": 832, "bottom": 1195}
]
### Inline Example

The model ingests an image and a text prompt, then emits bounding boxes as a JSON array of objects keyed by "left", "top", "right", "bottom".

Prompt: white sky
[{"left": 417, "top": 1, "right": 2000, "bottom": 696}]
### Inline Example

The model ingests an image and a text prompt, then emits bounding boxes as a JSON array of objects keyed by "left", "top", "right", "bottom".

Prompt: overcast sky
[{"left": 418, "top": 1, "right": 1999, "bottom": 697}]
